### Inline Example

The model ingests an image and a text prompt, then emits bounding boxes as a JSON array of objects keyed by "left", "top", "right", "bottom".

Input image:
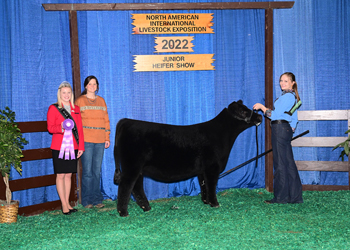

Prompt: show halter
[{"left": 59, "top": 119, "right": 76, "bottom": 160}]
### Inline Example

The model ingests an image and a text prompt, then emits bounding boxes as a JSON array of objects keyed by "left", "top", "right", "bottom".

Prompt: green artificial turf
[{"left": 1, "top": 188, "right": 350, "bottom": 249}]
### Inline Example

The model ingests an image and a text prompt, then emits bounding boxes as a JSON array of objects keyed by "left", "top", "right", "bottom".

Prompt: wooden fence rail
[
  {"left": 291, "top": 110, "right": 350, "bottom": 191},
  {"left": 0, "top": 121, "right": 78, "bottom": 216}
]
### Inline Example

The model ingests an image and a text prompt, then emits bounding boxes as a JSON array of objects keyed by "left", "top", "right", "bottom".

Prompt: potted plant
[
  {"left": 333, "top": 126, "right": 350, "bottom": 161},
  {"left": 0, "top": 107, "right": 28, "bottom": 223}
]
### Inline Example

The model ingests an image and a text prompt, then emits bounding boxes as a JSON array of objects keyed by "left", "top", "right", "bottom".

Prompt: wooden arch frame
[{"left": 42, "top": 1, "right": 294, "bottom": 195}]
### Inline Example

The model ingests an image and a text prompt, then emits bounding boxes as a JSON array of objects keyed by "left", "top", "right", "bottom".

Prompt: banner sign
[
  {"left": 133, "top": 54, "right": 215, "bottom": 72},
  {"left": 132, "top": 13, "right": 214, "bottom": 34},
  {"left": 154, "top": 36, "right": 194, "bottom": 53}
]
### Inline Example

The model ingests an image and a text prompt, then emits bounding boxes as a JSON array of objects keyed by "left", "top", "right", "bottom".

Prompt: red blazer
[{"left": 47, "top": 103, "right": 85, "bottom": 151}]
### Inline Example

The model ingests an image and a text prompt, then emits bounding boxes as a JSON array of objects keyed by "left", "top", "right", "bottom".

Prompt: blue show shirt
[{"left": 267, "top": 91, "right": 299, "bottom": 129}]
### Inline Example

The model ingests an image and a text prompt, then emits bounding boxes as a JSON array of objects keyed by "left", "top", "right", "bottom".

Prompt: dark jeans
[
  {"left": 271, "top": 122, "right": 303, "bottom": 203},
  {"left": 81, "top": 142, "right": 105, "bottom": 206}
]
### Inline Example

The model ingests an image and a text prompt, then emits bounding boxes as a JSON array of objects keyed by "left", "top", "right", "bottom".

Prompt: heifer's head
[{"left": 228, "top": 100, "right": 262, "bottom": 126}]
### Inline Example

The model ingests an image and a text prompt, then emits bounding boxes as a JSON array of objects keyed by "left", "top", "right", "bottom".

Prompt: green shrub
[{"left": 0, "top": 107, "right": 28, "bottom": 204}]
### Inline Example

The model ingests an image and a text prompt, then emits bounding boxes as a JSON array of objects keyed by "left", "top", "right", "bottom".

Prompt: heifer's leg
[
  {"left": 131, "top": 175, "right": 151, "bottom": 212},
  {"left": 117, "top": 174, "right": 139, "bottom": 217},
  {"left": 117, "top": 180, "right": 132, "bottom": 217},
  {"left": 204, "top": 169, "right": 220, "bottom": 207},
  {"left": 198, "top": 174, "right": 209, "bottom": 204},
  {"left": 207, "top": 177, "right": 220, "bottom": 207}
]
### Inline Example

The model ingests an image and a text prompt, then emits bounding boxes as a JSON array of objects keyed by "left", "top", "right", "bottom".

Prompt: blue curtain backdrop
[{"left": 1, "top": 0, "right": 349, "bottom": 208}]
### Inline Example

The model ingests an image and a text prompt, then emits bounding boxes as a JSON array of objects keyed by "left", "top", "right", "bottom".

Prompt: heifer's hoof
[
  {"left": 118, "top": 211, "right": 129, "bottom": 217},
  {"left": 202, "top": 199, "right": 209, "bottom": 205},
  {"left": 141, "top": 206, "right": 151, "bottom": 212},
  {"left": 209, "top": 203, "right": 220, "bottom": 208}
]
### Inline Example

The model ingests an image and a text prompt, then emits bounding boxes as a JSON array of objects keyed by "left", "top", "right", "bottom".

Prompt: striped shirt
[{"left": 75, "top": 95, "right": 111, "bottom": 143}]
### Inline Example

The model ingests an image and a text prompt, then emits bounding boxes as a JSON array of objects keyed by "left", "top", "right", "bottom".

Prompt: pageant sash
[
  {"left": 59, "top": 119, "right": 75, "bottom": 160},
  {"left": 53, "top": 103, "right": 79, "bottom": 145}
]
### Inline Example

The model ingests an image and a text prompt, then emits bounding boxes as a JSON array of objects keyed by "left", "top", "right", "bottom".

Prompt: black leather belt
[{"left": 271, "top": 120, "right": 289, "bottom": 124}]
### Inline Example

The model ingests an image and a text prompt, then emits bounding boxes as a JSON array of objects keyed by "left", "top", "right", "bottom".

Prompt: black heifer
[{"left": 114, "top": 100, "right": 262, "bottom": 217}]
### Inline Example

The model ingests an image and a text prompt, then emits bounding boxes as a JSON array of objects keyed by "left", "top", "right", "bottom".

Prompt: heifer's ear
[
  {"left": 228, "top": 101, "right": 238, "bottom": 112},
  {"left": 238, "top": 100, "right": 243, "bottom": 104}
]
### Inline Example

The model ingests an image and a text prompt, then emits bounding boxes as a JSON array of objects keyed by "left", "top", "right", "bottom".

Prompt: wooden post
[
  {"left": 265, "top": 7, "right": 274, "bottom": 192},
  {"left": 68, "top": 10, "right": 82, "bottom": 205},
  {"left": 69, "top": 10, "right": 81, "bottom": 96}
]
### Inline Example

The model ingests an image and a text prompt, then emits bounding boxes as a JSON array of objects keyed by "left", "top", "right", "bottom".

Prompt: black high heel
[
  {"left": 62, "top": 209, "right": 72, "bottom": 215},
  {"left": 69, "top": 208, "right": 78, "bottom": 213}
]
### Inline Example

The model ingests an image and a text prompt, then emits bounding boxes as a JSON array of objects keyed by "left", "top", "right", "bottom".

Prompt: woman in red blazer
[{"left": 47, "top": 81, "right": 84, "bottom": 215}]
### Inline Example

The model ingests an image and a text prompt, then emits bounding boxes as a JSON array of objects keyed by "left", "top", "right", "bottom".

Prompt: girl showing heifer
[{"left": 253, "top": 72, "right": 303, "bottom": 204}]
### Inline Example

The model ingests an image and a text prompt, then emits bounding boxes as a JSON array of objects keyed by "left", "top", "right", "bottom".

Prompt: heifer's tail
[
  {"left": 113, "top": 120, "right": 123, "bottom": 185},
  {"left": 113, "top": 154, "right": 121, "bottom": 185},
  {"left": 113, "top": 144, "right": 121, "bottom": 185}
]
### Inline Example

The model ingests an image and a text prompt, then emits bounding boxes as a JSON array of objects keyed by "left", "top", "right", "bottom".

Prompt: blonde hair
[
  {"left": 57, "top": 81, "right": 75, "bottom": 108},
  {"left": 280, "top": 72, "right": 300, "bottom": 102}
]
